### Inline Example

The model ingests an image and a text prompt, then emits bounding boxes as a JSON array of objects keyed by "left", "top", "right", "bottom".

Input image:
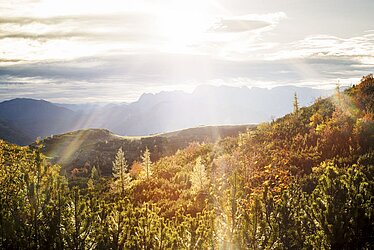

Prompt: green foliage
[
  {"left": 0, "top": 141, "right": 69, "bottom": 249},
  {"left": 304, "top": 164, "right": 373, "bottom": 249}
]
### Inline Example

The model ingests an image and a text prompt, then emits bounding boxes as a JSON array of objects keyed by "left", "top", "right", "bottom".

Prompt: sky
[{"left": 0, "top": 0, "right": 373, "bottom": 103}]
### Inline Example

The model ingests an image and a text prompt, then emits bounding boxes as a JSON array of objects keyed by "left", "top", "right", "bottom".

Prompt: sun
[{"left": 155, "top": 4, "right": 214, "bottom": 52}]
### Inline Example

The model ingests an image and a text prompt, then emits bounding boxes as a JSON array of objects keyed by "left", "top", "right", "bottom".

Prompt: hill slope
[{"left": 40, "top": 124, "right": 254, "bottom": 176}]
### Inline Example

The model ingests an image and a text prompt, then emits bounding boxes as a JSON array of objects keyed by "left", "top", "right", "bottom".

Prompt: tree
[
  {"left": 64, "top": 188, "right": 94, "bottom": 250},
  {"left": 107, "top": 200, "right": 135, "bottom": 249},
  {"left": 305, "top": 164, "right": 373, "bottom": 249},
  {"left": 141, "top": 147, "right": 152, "bottom": 180},
  {"left": 112, "top": 147, "right": 131, "bottom": 195},
  {"left": 293, "top": 92, "right": 299, "bottom": 114},
  {"left": 87, "top": 166, "right": 100, "bottom": 190},
  {"left": 190, "top": 157, "right": 208, "bottom": 193},
  {"left": 91, "top": 166, "right": 99, "bottom": 181}
]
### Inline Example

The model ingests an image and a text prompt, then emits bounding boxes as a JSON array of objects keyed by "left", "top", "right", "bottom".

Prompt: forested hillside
[
  {"left": 39, "top": 125, "right": 253, "bottom": 178},
  {"left": 0, "top": 75, "right": 373, "bottom": 249}
]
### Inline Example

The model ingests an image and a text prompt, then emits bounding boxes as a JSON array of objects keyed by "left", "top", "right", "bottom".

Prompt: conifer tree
[
  {"left": 293, "top": 92, "right": 299, "bottom": 114},
  {"left": 141, "top": 147, "right": 152, "bottom": 180},
  {"left": 91, "top": 166, "right": 99, "bottom": 181},
  {"left": 64, "top": 188, "right": 94, "bottom": 250},
  {"left": 190, "top": 156, "right": 208, "bottom": 193},
  {"left": 87, "top": 166, "right": 100, "bottom": 190},
  {"left": 112, "top": 147, "right": 131, "bottom": 195}
]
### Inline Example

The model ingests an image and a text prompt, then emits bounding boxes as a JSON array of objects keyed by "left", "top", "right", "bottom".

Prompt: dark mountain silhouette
[
  {"left": 0, "top": 98, "right": 80, "bottom": 144},
  {"left": 0, "top": 119, "right": 31, "bottom": 145},
  {"left": 0, "top": 85, "right": 333, "bottom": 145}
]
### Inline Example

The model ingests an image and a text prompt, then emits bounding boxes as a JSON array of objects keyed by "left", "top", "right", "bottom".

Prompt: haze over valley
[{"left": 0, "top": 84, "right": 333, "bottom": 145}]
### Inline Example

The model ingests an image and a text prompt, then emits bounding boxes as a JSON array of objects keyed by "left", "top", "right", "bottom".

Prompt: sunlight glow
[
  {"left": 156, "top": 6, "right": 214, "bottom": 52},
  {"left": 1, "top": 0, "right": 373, "bottom": 102}
]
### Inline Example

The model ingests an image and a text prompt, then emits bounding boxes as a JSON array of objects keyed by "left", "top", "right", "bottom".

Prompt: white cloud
[
  {"left": 0, "top": 5, "right": 288, "bottom": 64},
  {"left": 209, "top": 12, "right": 286, "bottom": 33},
  {"left": 0, "top": 0, "right": 372, "bottom": 102},
  {"left": 269, "top": 32, "right": 374, "bottom": 64}
]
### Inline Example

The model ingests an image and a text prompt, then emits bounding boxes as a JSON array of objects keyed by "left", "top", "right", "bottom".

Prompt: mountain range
[{"left": 0, "top": 85, "right": 334, "bottom": 145}]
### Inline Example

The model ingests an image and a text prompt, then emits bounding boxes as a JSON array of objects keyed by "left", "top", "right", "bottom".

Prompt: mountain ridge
[
  {"left": 0, "top": 85, "right": 334, "bottom": 145},
  {"left": 40, "top": 124, "right": 254, "bottom": 177}
]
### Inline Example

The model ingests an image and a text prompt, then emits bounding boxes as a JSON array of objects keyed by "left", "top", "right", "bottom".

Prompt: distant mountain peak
[
  {"left": 0, "top": 84, "right": 335, "bottom": 145},
  {"left": 3, "top": 97, "right": 49, "bottom": 104}
]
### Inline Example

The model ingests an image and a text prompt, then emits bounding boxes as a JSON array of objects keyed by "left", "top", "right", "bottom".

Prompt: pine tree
[
  {"left": 87, "top": 166, "right": 100, "bottom": 190},
  {"left": 190, "top": 156, "right": 208, "bottom": 193},
  {"left": 334, "top": 83, "right": 342, "bottom": 105},
  {"left": 293, "top": 92, "right": 299, "bottom": 114},
  {"left": 64, "top": 188, "right": 94, "bottom": 250},
  {"left": 141, "top": 147, "right": 152, "bottom": 180},
  {"left": 112, "top": 147, "right": 131, "bottom": 195},
  {"left": 91, "top": 166, "right": 99, "bottom": 181}
]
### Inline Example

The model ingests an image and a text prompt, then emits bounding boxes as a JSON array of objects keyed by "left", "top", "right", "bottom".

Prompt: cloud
[
  {"left": 0, "top": 1, "right": 371, "bottom": 103},
  {"left": 270, "top": 32, "right": 374, "bottom": 62},
  {"left": 187, "top": 12, "right": 287, "bottom": 60},
  {"left": 0, "top": 13, "right": 154, "bottom": 26},
  {"left": 0, "top": 30, "right": 154, "bottom": 42},
  {"left": 0, "top": 11, "right": 287, "bottom": 63},
  {"left": 0, "top": 12, "right": 163, "bottom": 63},
  {"left": 0, "top": 52, "right": 370, "bottom": 88},
  {"left": 210, "top": 19, "right": 270, "bottom": 32},
  {"left": 209, "top": 12, "right": 286, "bottom": 33},
  {"left": 0, "top": 16, "right": 70, "bottom": 25},
  {"left": 0, "top": 58, "right": 23, "bottom": 63},
  {"left": 0, "top": 31, "right": 90, "bottom": 40},
  {"left": 0, "top": 13, "right": 158, "bottom": 42},
  {"left": 0, "top": 51, "right": 370, "bottom": 103}
]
